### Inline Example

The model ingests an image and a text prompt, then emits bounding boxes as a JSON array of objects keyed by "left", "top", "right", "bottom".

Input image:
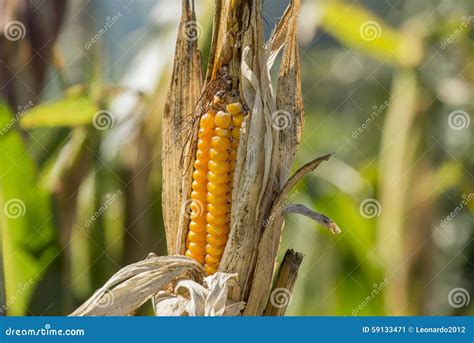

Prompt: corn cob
[{"left": 185, "top": 91, "right": 247, "bottom": 274}]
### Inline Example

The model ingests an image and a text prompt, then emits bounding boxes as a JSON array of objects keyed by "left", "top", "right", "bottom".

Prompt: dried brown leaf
[
  {"left": 70, "top": 255, "right": 203, "bottom": 316},
  {"left": 162, "top": 0, "right": 203, "bottom": 255}
]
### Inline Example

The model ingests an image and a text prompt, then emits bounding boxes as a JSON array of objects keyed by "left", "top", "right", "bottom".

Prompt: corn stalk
[{"left": 72, "top": 0, "right": 340, "bottom": 317}]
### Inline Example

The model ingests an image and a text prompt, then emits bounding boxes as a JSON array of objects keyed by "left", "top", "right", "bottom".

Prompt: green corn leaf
[
  {"left": 20, "top": 95, "right": 99, "bottom": 129},
  {"left": 0, "top": 100, "right": 59, "bottom": 315},
  {"left": 320, "top": 2, "right": 423, "bottom": 67}
]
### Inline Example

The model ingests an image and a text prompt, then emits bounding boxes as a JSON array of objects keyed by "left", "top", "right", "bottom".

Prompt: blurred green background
[{"left": 0, "top": 0, "right": 472, "bottom": 316}]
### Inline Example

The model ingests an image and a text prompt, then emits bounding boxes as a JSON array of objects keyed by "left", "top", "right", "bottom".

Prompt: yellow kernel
[
  {"left": 226, "top": 102, "right": 243, "bottom": 115},
  {"left": 196, "top": 150, "right": 209, "bottom": 162},
  {"left": 200, "top": 113, "right": 215, "bottom": 130},
  {"left": 206, "top": 192, "right": 228, "bottom": 204},
  {"left": 186, "top": 250, "right": 204, "bottom": 264},
  {"left": 198, "top": 129, "right": 213, "bottom": 140},
  {"left": 188, "top": 242, "right": 206, "bottom": 255},
  {"left": 207, "top": 233, "right": 228, "bottom": 246},
  {"left": 187, "top": 230, "right": 206, "bottom": 243},
  {"left": 205, "top": 254, "right": 221, "bottom": 265},
  {"left": 215, "top": 127, "right": 232, "bottom": 138},
  {"left": 204, "top": 264, "right": 217, "bottom": 275},
  {"left": 207, "top": 184, "right": 229, "bottom": 196},
  {"left": 192, "top": 180, "right": 206, "bottom": 192},
  {"left": 232, "top": 113, "right": 245, "bottom": 127},
  {"left": 193, "top": 170, "right": 207, "bottom": 183},
  {"left": 191, "top": 191, "right": 206, "bottom": 203},
  {"left": 209, "top": 148, "right": 229, "bottom": 161},
  {"left": 206, "top": 213, "right": 228, "bottom": 225},
  {"left": 207, "top": 203, "right": 229, "bottom": 215},
  {"left": 215, "top": 111, "right": 232, "bottom": 129},
  {"left": 208, "top": 160, "right": 231, "bottom": 173},
  {"left": 211, "top": 136, "right": 230, "bottom": 150},
  {"left": 207, "top": 224, "right": 230, "bottom": 236},
  {"left": 189, "top": 220, "right": 206, "bottom": 233},
  {"left": 231, "top": 127, "right": 240, "bottom": 139},
  {"left": 231, "top": 140, "right": 239, "bottom": 149},
  {"left": 197, "top": 138, "right": 210, "bottom": 150},
  {"left": 207, "top": 171, "right": 230, "bottom": 184},
  {"left": 194, "top": 159, "right": 208, "bottom": 172},
  {"left": 205, "top": 244, "right": 225, "bottom": 256},
  {"left": 190, "top": 212, "right": 205, "bottom": 223}
]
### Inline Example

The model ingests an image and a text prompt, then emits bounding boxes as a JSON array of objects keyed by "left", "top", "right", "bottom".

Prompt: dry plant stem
[
  {"left": 376, "top": 69, "right": 419, "bottom": 315},
  {"left": 162, "top": 0, "right": 203, "bottom": 255},
  {"left": 264, "top": 249, "right": 303, "bottom": 316}
]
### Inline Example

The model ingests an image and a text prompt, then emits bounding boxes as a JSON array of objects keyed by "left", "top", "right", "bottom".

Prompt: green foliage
[
  {"left": 20, "top": 95, "right": 98, "bottom": 129},
  {"left": 0, "top": 101, "right": 59, "bottom": 315},
  {"left": 320, "top": 2, "right": 423, "bottom": 67}
]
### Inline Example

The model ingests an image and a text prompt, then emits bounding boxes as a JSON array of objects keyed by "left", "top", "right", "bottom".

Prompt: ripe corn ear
[{"left": 185, "top": 95, "right": 247, "bottom": 274}]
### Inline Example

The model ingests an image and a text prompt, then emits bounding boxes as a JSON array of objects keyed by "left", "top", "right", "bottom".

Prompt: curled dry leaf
[
  {"left": 284, "top": 203, "right": 342, "bottom": 234},
  {"left": 70, "top": 255, "right": 203, "bottom": 316}
]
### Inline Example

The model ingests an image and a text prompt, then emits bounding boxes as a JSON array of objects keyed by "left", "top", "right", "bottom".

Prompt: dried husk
[
  {"left": 153, "top": 272, "right": 246, "bottom": 316},
  {"left": 70, "top": 255, "right": 203, "bottom": 316},
  {"left": 162, "top": 0, "right": 203, "bottom": 255}
]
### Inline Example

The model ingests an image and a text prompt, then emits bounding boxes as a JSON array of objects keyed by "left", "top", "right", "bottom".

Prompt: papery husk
[
  {"left": 162, "top": 0, "right": 203, "bottom": 255},
  {"left": 153, "top": 272, "right": 246, "bottom": 316},
  {"left": 70, "top": 255, "right": 203, "bottom": 316}
]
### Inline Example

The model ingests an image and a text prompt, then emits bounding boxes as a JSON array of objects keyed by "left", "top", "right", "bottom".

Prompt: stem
[{"left": 264, "top": 249, "right": 303, "bottom": 316}]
